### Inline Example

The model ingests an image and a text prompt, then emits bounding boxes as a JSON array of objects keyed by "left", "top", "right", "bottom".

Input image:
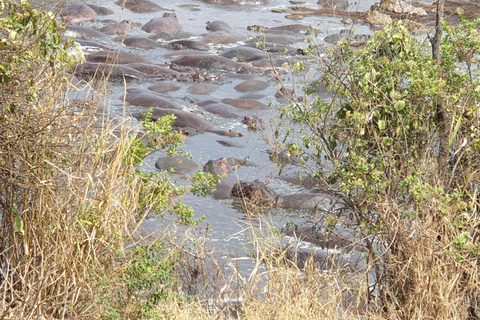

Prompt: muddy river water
[{"left": 31, "top": 0, "right": 396, "bottom": 276}]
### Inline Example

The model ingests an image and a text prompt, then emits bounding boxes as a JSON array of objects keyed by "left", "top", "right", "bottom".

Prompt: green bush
[{"left": 278, "top": 18, "right": 480, "bottom": 319}]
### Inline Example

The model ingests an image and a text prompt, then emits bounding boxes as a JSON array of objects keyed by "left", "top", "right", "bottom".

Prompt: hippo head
[
  {"left": 163, "top": 12, "right": 178, "bottom": 19},
  {"left": 203, "top": 158, "right": 232, "bottom": 176},
  {"left": 231, "top": 180, "right": 278, "bottom": 205},
  {"left": 242, "top": 116, "right": 265, "bottom": 131}
]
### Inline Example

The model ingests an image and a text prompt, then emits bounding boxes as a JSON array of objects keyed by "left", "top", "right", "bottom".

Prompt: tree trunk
[{"left": 431, "top": 0, "right": 449, "bottom": 177}]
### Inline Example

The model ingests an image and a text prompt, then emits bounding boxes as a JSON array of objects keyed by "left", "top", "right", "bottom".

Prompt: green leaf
[
  {"left": 395, "top": 100, "right": 405, "bottom": 112},
  {"left": 14, "top": 216, "right": 24, "bottom": 235},
  {"left": 449, "top": 116, "right": 463, "bottom": 149},
  {"left": 378, "top": 119, "right": 386, "bottom": 131}
]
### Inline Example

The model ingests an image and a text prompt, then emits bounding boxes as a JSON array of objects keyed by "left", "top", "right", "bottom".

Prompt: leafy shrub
[{"left": 277, "top": 19, "right": 480, "bottom": 319}]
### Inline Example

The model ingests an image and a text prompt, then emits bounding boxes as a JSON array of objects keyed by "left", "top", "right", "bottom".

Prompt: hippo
[
  {"left": 74, "top": 40, "right": 113, "bottom": 51},
  {"left": 187, "top": 83, "right": 220, "bottom": 95},
  {"left": 203, "top": 157, "right": 256, "bottom": 199},
  {"left": 61, "top": 4, "right": 97, "bottom": 23},
  {"left": 73, "top": 62, "right": 155, "bottom": 81},
  {"left": 242, "top": 116, "right": 265, "bottom": 131},
  {"left": 246, "top": 33, "right": 301, "bottom": 46},
  {"left": 65, "top": 25, "right": 105, "bottom": 40},
  {"left": 100, "top": 20, "right": 136, "bottom": 35},
  {"left": 283, "top": 227, "right": 367, "bottom": 271},
  {"left": 206, "top": 21, "right": 232, "bottom": 33},
  {"left": 148, "top": 81, "right": 183, "bottom": 93},
  {"left": 141, "top": 13, "right": 183, "bottom": 34},
  {"left": 233, "top": 79, "right": 270, "bottom": 92},
  {"left": 123, "top": 88, "right": 182, "bottom": 109},
  {"left": 284, "top": 227, "right": 366, "bottom": 252},
  {"left": 115, "top": 36, "right": 163, "bottom": 49},
  {"left": 171, "top": 54, "right": 250, "bottom": 72},
  {"left": 216, "top": 140, "right": 245, "bottom": 148},
  {"left": 115, "top": 0, "right": 166, "bottom": 12},
  {"left": 220, "top": 46, "right": 269, "bottom": 62},
  {"left": 155, "top": 155, "right": 197, "bottom": 175},
  {"left": 85, "top": 4, "right": 115, "bottom": 15},
  {"left": 221, "top": 98, "right": 269, "bottom": 110},
  {"left": 199, "top": 31, "right": 241, "bottom": 45},
  {"left": 203, "top": 157, "right": 233, "bottom": 176},
  {"left": 86, "top": 50, "right": 152, "bottom": 64},
  {"left": 144, "top": 108, "right": 244, "bottom": 137},
  {"left": 197, "top": 100, "right": 240, "bottom": 119},
  {"left": 125, "top": 63, "right": 188, "bottom": 78},
  {"left": 169, "top": 40, "right": 210, "bottom": 51},
  {"left": 231, "top": 180, "right": 352, "bottom": 213}
]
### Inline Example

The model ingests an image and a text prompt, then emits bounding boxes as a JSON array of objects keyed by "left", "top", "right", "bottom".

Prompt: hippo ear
[{"left": 264, "top": 180, "right": 269, "bottom": 186}]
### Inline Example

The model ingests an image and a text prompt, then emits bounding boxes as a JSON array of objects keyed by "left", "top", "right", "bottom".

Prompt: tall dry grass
[{"left": 0, "top": 2, "right": 188, "bottom": 318}]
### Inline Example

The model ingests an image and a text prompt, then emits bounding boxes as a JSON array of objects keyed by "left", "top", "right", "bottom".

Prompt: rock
[
  {"left": 317, "top": 0, "right": 349, "bottom": 10},
  {"left": 365, "top": 10, "right": 393, "bottom": 25},
  {"left": 382, "top": 0, "right": 427, "bottom": 15}
]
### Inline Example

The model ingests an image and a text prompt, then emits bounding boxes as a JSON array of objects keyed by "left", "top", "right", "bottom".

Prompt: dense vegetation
[
  {"left": 0, "top": 1, "right": 216, "bottom": 318},
  {"left": 277, "top": 17, "right": 480, "bottom": 319},
  {"left": 1, "top": 0, "right": 480, "bottom": 318}
]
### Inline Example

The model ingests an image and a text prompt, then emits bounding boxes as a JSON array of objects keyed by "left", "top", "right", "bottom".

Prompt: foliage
[
  {"left": 0, "top": 0, "right": 211, "bottom": 318},
  {"left": 277, "top": 19, "right": 480, "bottom": 318}
]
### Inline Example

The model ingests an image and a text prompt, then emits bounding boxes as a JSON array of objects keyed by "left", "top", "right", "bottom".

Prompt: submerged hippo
[
  {"left": 145, "top": 108, "right": 244, "bottom": 137},
  {"left": 155, "top": 155, "right": 198, "bottom": 175},
  {"left": 100, "top": 20, "right": 136, "bottom": 35},
  {"left": 171, "top": 54, "right": 250, "bottom": 72},
  {"left": 170, "top": 40, "right": 210, "bottom": 51},
  {"left": 220, "top": 46, "right": 269, "bottom": 62},
  {"left": 141, "top": 13, "right": 182, "bottom": 34},
  {"left": 61, "top": 4, "right": 97, "bottom": 23},
  {"left": 115, "top": 36, "right": 163, "bottom": 49},
  {"left": 231, "top": 180, "right": 351, "bottom": 213},
  {"left": 123, "top": 88, "right": 182, "bottom": 109},
  {"left": 115, "top": 0, "right": 166, "bottom": 12},
  {"left": 206, "top": 20, "right": 232, "bottom": 33},
  {"left": 65, "top": 25, "right": 105, "bottom": 39},
  {"left": 203, "top": 157, "right": 257, "bottom": 199},
  {"left": 86, "top": 50, "right": 152, "bottom": 64},
  {"left": 73, "top": 62, "right": 156, "bottom": 81}
]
